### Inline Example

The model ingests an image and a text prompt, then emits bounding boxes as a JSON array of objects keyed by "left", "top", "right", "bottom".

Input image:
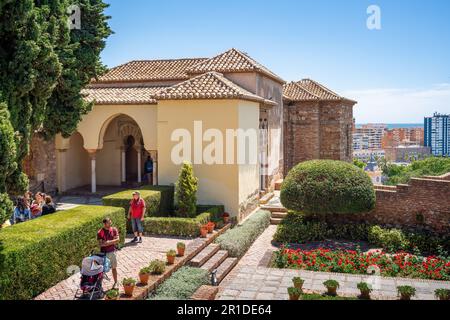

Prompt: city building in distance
[{"left": 425, "top": 112, "right": 450, "bottom": 157}]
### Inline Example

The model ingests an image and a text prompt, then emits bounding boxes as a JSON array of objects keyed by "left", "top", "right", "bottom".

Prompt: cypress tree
[{"left": 175, "top": 162, "right": 199, "bottom": 218}]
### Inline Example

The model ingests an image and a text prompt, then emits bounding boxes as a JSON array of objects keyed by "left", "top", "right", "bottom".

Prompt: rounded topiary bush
[{"left": 280, "top": 160, "right": 376, "bottom": 216}]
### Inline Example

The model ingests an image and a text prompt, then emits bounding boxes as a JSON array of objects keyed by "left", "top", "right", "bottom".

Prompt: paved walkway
[
  {"left": 217, "top": 226, "right": 450, "bottom": 300},
  {"left": 35, "top": 235, "right": 193, "bottom": 300}
]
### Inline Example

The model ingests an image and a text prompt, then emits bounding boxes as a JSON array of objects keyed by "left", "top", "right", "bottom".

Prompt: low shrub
[
  {"left": 0, "top": 193, "right": 13, "bottom": 226},
  {"left": 273, "top": 212, "right": 370, "bottom": 243},
  {"left": 140, "top": 185, "right": 175, "bottom": 217},
  {"left": 0, "top": 205, "right": 126, "bottom": 300},
  {"left": 143, "top": 205, "right": 224, "bottom": 237},
  {"left": 149, "top": 267, "right": 209, "bottom": 300},
  {"left": 215, "top": 210, "right": 270, "bottom": 258},
  {"left": 368, "top": 226, "right": 409, "bottom": 252}
]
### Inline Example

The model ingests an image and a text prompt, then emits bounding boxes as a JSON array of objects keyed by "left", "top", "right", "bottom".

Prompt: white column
[
  {"left": 151, "top": 151, "right": 158, "bottom": 186},
  {"left": 88, "top": 151, "right": 97, "bottom": 193},
  {"left": 137, "top": 148, "right": 142, "bottom": 183},
  {"left": 121, "top": 149, "right": 126, "bottom": 183}
]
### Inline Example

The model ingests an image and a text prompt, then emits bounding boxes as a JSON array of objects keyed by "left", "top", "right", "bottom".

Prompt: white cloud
[{"left": 343, "top": 84, "right": 450, "bottom": 123}]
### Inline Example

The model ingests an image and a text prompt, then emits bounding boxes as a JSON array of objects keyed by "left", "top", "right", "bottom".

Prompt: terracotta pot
[
  {"left": 400, "top": 294, "right": 412, "bottom": 301},
  {"left": 200, "top": 228, "right": 208, "bottom": 238},
  {"left": 123, "top": 285, "right": 135, "bottom": 297},
  {"left": 167, "top": 254, "right": 176, "bottom": 265},
  {"left": 139, "top": 273, "right": 150, "bottom": 285},
  {"left": 207, "top": 223, "right": 215, "bottom": 233},
  {"left": 289, "top": 293, "right": 300, "bottom": 301},
  {"left": 326, "top": 287, "right": 337, "bottom": 296},
  {"left": 359, "top": 290, "right": 371, "bottom": 300},
  {"left": 177, "top": 247, "right": 185, "bottom": 257}
]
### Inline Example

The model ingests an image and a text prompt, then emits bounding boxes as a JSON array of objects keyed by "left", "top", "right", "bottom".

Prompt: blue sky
[{"left": 101, "top": 0, "right": 450, "bottom": 123}]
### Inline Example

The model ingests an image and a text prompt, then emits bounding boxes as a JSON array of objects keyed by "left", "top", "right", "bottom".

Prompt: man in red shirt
[
  {"left": 128, "top": 191, "right": 146, "bottom": 244},
  {"left": 97, "top": 217, "right": 120, "bottom": 287}
]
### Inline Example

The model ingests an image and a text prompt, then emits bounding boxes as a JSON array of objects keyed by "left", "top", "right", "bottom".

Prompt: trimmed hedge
[
  {"left": 143, "top": 205, "right": 224, "bottom": 237},
  {"left": 281, "top": 160, "right": 376, "bottom": 215},
  {"left": 102, "top": 186, "right": 174, "bottom": 232},
  {"left": 149, "top": 266, "right": 209, "bottom": 300},
  {"left": 0, "top": 205, "right": 126, "bottom": 300},
  {"left": 215, "top": 210, "right": 271, "bottom": 258},
  {"left": 273, "top": 212, "right": 450, "bottom": 255}
]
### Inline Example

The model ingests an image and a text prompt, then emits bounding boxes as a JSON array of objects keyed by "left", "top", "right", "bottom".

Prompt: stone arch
[{"left": 118, "top": 121, "right": 143, "bottom": 148}]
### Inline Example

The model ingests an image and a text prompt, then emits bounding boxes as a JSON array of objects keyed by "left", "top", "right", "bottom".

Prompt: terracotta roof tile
[
  {"left": 296, "top": 79, "right": 344, "bottom": 101},
  {"left": 187, "top": 48, "right": 285, "bottom": 84},
  {"left": 283, "top": 82, "right": 320, "bottom": 101},
  {"left": 82, "top": 86, "right": 163, "bottom": 105},
  {"left": 155, "top": 72, "right": 276, "bottom": 105},
  {"left": 95, "top": 58, "right": 208, "bottom": 83}
]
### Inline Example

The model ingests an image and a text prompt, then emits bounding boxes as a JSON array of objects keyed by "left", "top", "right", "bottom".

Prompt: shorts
[
  {"left": 106, "top": 251, "right": 118, "bottom": 269},
  {"left": 131, "top": 218, "right": 144, "bottom": 233}
]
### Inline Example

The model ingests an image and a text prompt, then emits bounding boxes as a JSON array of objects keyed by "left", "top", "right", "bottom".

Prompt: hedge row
[
  {"left": 215, "top": 210, "right": 271, "bottom": 258},
  {"left": 0, "top": 205, "right": 126, "bottom": 300},
  {"left": 143, "top": 205, "right": 224, "bottom": 237},
  {"left": 102, "top": 185, "right": 174, "bottom": 232},
  {"left": 149, "top": 266, "right": 209, "bottom": 300},
  {"left": 273, "top": 212, "right": 450, "bottom": 255}
]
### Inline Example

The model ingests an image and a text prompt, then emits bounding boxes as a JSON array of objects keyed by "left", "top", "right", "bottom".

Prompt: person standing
[
  {"left": 128, "top": 191, "right": 146, "bottom": 244},
  {"left": 144, "top": 156, "right": 153, "bottom": 185},
  {"left": 97, "top": 217, "right": 120, "bottom": 288}
]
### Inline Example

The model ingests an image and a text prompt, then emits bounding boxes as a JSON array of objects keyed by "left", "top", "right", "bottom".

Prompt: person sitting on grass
[
  {"left": 128, "top": 191, "right": 146, "bottom": 244},
  {"left": 30, "top": 192, "right": 45, "bottom": 219},
  {"left": 97, "top": 217, "right": 120, "bottom": 288},
  {"left": 42, "top": 195, "right": 57, "bottom": 216},
  {"left": 11, "top": 196, "right": 31, "bottom": 225}
]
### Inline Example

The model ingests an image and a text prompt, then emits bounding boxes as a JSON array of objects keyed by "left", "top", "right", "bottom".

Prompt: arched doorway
[{"left": 125, "top": 135, "right": 138, "bottom": 183}]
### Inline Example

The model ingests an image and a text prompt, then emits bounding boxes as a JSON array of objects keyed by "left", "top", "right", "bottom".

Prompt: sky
[{"left": 100, "top": 0, "right": 450, "bottom": 123}]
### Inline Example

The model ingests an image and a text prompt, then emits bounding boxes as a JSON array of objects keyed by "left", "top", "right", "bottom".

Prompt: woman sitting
[
  {"left": 42, "top": 195, "right": 57, "bottom": 216},
  {"left": 12, "top": 196, "right": 31, "bottom": 224},
  {"left": 30, "top": 192, "right": 45, "bottom": 219}
]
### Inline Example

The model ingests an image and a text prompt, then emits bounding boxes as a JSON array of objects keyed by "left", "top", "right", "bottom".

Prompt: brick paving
[
  {"left": 35, "top": 235, "right": 193, "bottom": 300},
  {"left": 217, "top": 226, "right": 450, "bottom": 300}
]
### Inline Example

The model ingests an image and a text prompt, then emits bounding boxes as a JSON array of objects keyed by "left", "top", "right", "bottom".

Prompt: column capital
[{"left": 86, "top": 149, "right": 97, "bottom": 159}]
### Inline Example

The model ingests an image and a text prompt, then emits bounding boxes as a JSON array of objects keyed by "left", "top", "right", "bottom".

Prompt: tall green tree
[
  {"left": 175, "top": 162, "right": 199, "bottom": 218},
  {"left": 0, "top": 0, "right": 111, "bottom": 200}
]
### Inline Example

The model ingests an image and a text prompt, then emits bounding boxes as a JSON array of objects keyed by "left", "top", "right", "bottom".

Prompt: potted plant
[
  {"left": 292, "top": 277, "right": 305, "bottom": 290},
  {"left": 397, "top": 286, "right": 416, "bottom": 300},
  {"left": 200, "top": 225, "right": 208, "bottom": 238},
  {"left": 149, "top": 259, "right": 166, "bottom": 275},
  {"left": 223, "top": 212, "right": 230, "bottom": 224},
  {"left": 167, "top": 249, "right": 177, "bottom": 265},
  {"left": 105, "top": 288, "right": 119, "bottom": 300},
  {"left": 177, "top": 242, "right": 186, "bottom": 257},
  {"left": 206, "top": 222, "right": 215, "bottom": 233},
  {"left": 434, "top": 289, "right": 450, "bottom": 301},
  {"left": 139, "top": 267, "right": 152, "bottom": 285},
  {"left": 323, "top": 280, "right": 340, "bottom": 296},
  {"left": 122, "top": 278, "right": 137, "bottom": 297},
  {"left": 287, "top": 287, "right": 301, "bottom": 300},
  {"left": 357, "top": 282, "right": 373, "bottom": 300}
]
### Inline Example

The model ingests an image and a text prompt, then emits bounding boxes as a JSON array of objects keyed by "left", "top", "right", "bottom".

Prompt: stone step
[
  {"left": 201, "top": 250, "right": 229, "bottom": 273},
  {"left": 259, "top": 192, "right": 274, "bottom": 205},
  {"left": 270, "top": 218, "right": 283, "bottom": 225},
  {"left": 261, "top": 205, "right": 288, "bottom": 213},
  {"left": 215, "top": 257, "right": 239, "bottom": 284},
  {"left": 190, "top": 244, "right": 220, "bottom": 267},
  {"left": 271, "top": 212, "right": 287, "bottom": 219}
]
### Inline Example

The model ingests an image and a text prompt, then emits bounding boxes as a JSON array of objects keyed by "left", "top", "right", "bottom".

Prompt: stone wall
[
  {"left": 22, "top": 134, "right": 57, "bottom": 194},
  {"left": 283, "top": 101, "right": 354, "bottom": 174},
  {"left": 332, "top": 174, "right": 450, "bottom": 234}
]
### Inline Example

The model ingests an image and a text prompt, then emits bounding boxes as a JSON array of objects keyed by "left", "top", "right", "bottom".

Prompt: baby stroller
[{"left": 74, "top": 252, "right": 111, "bottom": 300}]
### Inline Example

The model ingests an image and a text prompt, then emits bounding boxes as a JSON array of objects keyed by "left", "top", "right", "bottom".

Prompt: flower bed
[{"left": 273, "top": 247, "right": 450, "bottom": 281}]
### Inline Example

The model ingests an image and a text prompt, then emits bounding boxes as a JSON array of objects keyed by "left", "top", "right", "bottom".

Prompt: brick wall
[{"left": 283, "top": 101, "right": 354, "bottom": 174}]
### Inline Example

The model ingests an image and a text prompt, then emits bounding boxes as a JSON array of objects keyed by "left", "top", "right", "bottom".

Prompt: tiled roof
[
  {"left": 187, "top": 48, "right": 285, "bottom": 84},
  {"left": 82, "top": 86, "right": 163, "bottom": 105},
  {"left": 283, "top": 82, "right": 320, "bottom": 101},
  {"left": 155, "top": 72, "right": 276, "bottom": 105},
  {"left": 296, "top": 79, "right": 344, "bottom": 101},
  {"left": 95, "top": 58, "right": 208, "bottom": 83}
]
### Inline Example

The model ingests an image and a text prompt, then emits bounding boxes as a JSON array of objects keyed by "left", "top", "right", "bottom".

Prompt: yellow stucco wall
[
  {"left": 157, "top": 99, "right": 260, "bottom": 216},
  {"left": 76, "top": 104, "right": 157, "bottom": 151}
]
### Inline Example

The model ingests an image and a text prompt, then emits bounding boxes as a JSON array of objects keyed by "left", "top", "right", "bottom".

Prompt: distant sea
[{"left": 356, "top": 123, "right": 423, "bottom": 129}]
